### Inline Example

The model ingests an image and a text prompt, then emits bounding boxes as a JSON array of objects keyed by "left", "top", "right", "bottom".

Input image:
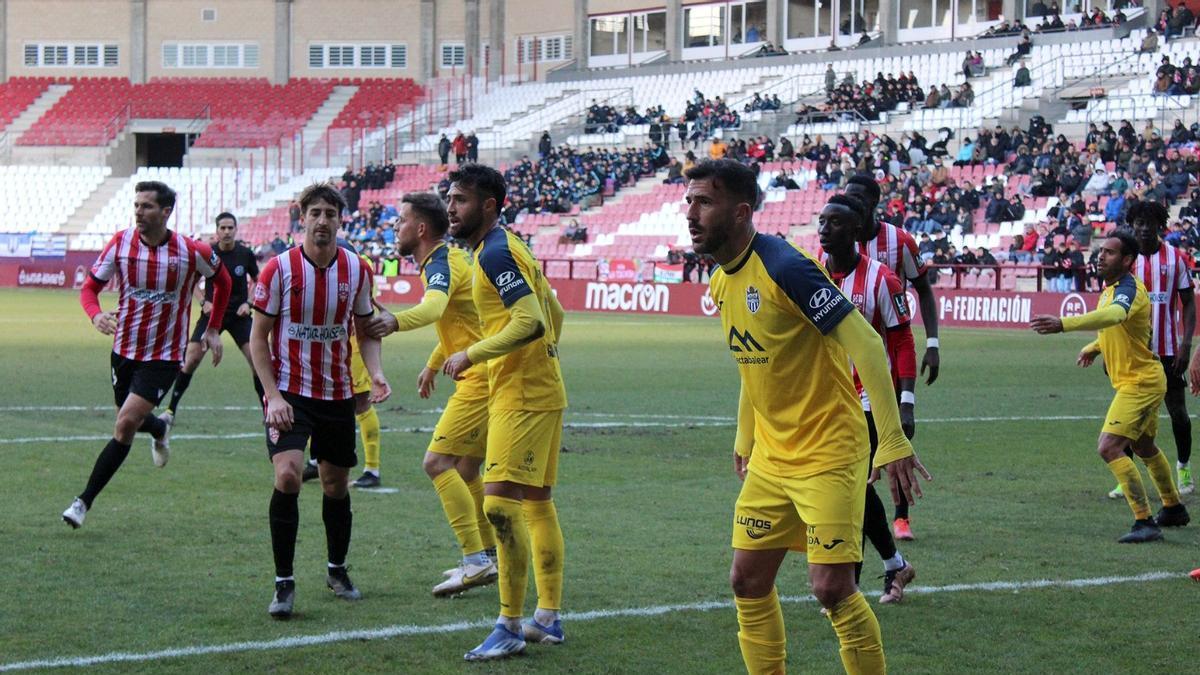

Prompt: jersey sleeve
[
  {"left": 897, "top": 229, "right": 927, "bottom": 279},
  {"left": 353, "top": 259, "right": 374, "bottom": 317},
  {"left": 775, "top": 255, "right": 856, "bottom": 334},
  {"left": 189, "top": 239, "right": 223, "bottom": 279},
  {"left": 1176, "top": 250, "right": 1193, "bottom": 291},
  {"left": 877, "top": 267, "right": 910, "bottom": 329},
  {"left": 1111, "top": 275, "right": 1137, "bottom": 313},
  {"left": 422, "top": 249, "right": 452, "bottom": 295},
  {"left": 253, "top": 257, "right": 282, "bottom": 316},
  {"left": 478, "top": 239, "right": 534, "bottom": 308},
  {"left": 89, "top": 233, "right": 121, "bottom": 282}
]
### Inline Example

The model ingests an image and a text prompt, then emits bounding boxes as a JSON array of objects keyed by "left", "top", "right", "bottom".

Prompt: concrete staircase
[
  {"left": 62, "top": 176, "right": 128, "bottom": 234},
  {"left": 303, "top": 85, "right": 359, "bottom": 150},
  {"left": 1, "top": 84, "right": 71, "bottom": 138}
]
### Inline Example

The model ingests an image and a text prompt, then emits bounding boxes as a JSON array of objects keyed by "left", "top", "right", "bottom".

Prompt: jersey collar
[
  {"left": 721, "top": 233, "right": 757, "bottom": 275},
  {"left": 419, "top": 242, "right": 447, "bottom": 272},
  {"left": 300, "top": 245, "right": 340, "bottom": 270}
]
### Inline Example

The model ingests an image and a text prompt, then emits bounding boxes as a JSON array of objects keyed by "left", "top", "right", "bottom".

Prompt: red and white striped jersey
[
  {"left": 1133, "top": 243, "right": 1193, "bottom": 356},
  {"left": 856, "top": 222, "right": 927, "bottom": 287},
  {"left": 825, "top": 253, "right": 911, "bottom": 408},
  {"left": 89, "top": 228, "right": 222, "bottom": 362},
  {"left": 253, "top": 246, "right": 373, "bottom": 401}
]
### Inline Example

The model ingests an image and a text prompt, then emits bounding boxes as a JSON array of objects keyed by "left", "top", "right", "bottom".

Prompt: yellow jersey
[
  {"left": 421, "top": 243, "right": 489, "bottom": 399},
  {"left": 710, "top": 233, "right": 867, "bottom": 478},
  {"left": 473, "top": 226, "right": 567, "bottom": 411},
  {"left": 1078, "top": 273, "right": 1166, "bottom": 392}
]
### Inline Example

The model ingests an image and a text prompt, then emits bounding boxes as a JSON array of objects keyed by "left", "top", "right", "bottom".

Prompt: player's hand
[
  {"left": 363, "top": 310, "right": 399, "bottom": 339},
  {"left": 201, "top": 328, "right": 223, "bottom": 366},
  {"left": 369, "top": 372, "right": 391, "bottom": 404},
  {"left": 921, "top": 347, "right": 939, "bottom": 385},
  {"left": 1173, "top": 344, "right": 1190, "bottom": 376},
  {"left": 900, "top": 402, "right": 916, "bottom": 440},
  {"left": 202, "top": 301, "right": 213, "bottom": 315},
  {"left": 265, "top": 394, "right": 293, "bottom": 432},
  {"left": 91, "top": 311, "right": 117, "bottom": 336},
  {"left": 1076, "top": 349, "right": 1099, "bottom": 368},
  {"left": 236, "top": 302, "right": 251, "bottom": 317},
  {"left": 417, "top": 367, "right": 437, "bottom": 399},
  {"left": 733, "top": 452, "right": 749, "bottom": 482},
  {"left": 442, "top": 351, "right": 472, "bottom": 381},
  {"left": 1030, "top": 315, "right": 1064, "bottom": 334},
  {"left": 874, "top": 451, "right": 933, "bottom": 505},
  {"left": 1189, "top": 350, "right": 1200, "bottom": 395}
]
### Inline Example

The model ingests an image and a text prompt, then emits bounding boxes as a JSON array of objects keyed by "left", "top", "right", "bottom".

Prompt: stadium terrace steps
[
  {"left": 302, "top": 86, "right": 360, "bottom": 149},
  {"left": 62, "top": 176, "right": 129, "bottom": 234},
  {"left": 2, "top": 84, "right": 71, "bottom": 137}
]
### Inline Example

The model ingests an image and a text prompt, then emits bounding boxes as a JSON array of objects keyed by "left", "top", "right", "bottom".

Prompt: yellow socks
[
  {"left": 1107, "top": 455, "right": 1151, "bottom": 519},
  {"left": 827, "top": 592, "right": 885, "bottom": 675},
  {"left": 432, "top": 469, "right": 483, "bottom": 556},
  {"left": 356, "top": 408, "right": 380, "bottom": 472},
  {"left": 484, "top": 495, "right": 529, "bottom": 617},
  {"left": 523, "top": 499, "right": 564, "bottom": 612},
  {"left": 735, "top": 589, "right": 787, "bottom": 675},
  {"left": 466, "top": 476, "right": 495, "bottom": 550},
  {"left": 1138, "top": 449, "right": 1181, "bottom": 507}
]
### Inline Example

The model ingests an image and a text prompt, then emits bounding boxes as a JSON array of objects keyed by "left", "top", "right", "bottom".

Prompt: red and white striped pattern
[
  {"left": 856, "top": 222, "right": 927, "bottom": 287},
  {"left": 1133, "top": 244, "right": 1193, "bottom": 356},
  {"left": 825, "top": 253, "right": 908, "bottom": 408},
  {"left": 90, "top": 228, "right": 221, "bottom": 362},
  {"left": 253, "top": 247, "right": 372, "bottom": 401}
]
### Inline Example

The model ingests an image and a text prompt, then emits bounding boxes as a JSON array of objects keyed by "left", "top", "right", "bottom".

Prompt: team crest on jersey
[
  {"left": 1161, "top": 264, "right": 1169, "bottom": 275},
  {"left": 166, "top": 256, "right": 179, "bottom": 271},
  {"left": 337, "top": 282, "right": 350, "bottom": 301},
  {"left": 745, "top": 286, "right": 761, "bottom": 313},
  {"left": 268, "top": 427, "right": 280, "bottom": 444},
  {"left": 851, "top": 292, "right": 866, "bottom": 309},
  {"left": 254, "top": 282, "right": 268, "bottom": 302},
  {"left": 234, "top": 265, "right": 245, "bottom": 276}
]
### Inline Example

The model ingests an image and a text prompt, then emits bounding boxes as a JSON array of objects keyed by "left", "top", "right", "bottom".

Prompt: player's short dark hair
[
  {"left": 845, "top": 173, "right": 882, "bottom": 206},
  {"left": 297, "top": 182, "right": 346, "bottom": 213},
  {"left": 134, "top": 181, "right": 176, "bottom": 209},
  {"left": 684, "top": 159, "right": 759, "bottom": 207},
  {"left": 826, "top": 193, "right": 869, "bottom": 225},
  {"left": 401, "top": 192, "right": 450, "bottom": 236},
  {"left": 1109, "top": 228, "right": 1140, "bottom": 258},
  {"left": 448, "top": 163, "right": 507, "bottom": 209},
  {"left": 1125, "top": 200, "right": 1169, "bottom": 232},
  {"left": 215, "top": 211, "right": 237, "bottom": 226}
]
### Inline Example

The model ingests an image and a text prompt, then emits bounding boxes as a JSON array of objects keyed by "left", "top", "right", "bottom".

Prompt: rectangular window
[
  {"left": 243, "top": 43, "right": 259, "bottom": 67},
  {"left": 25, "top": 42, "right": 117, "bottom": 68},
  {"left": 24, "top": 44, "right": 38, "bottom": 67},
  {"left": 181, "top": 44, "right": 207, "bottom": 67},
  {"left": 590, "top": 16, "right": 628, "bottom": 56},
  {"left": 309, "top": 44, "right": 323, "bottom": 68},
  {"left": 359, "top": 45, "right": 387, "bottom": 67},
  {"left": 104, "top": 44, "right": 119, "bottom": 67},
  {"left": 390, "top": 44, "right": 407, "bottom": 68},
  {"left": 440, "top": 43, "right": 465, "bottom": 68},
  {"left": 201, "top": 8, "right": 217, "bottom": 22},
  {"left": 163, "top": 43, "right": 179, "bottom": 68},
  {"left": 211, "top": 44, "right": 233, "bottom": 67},
  {"left": 684, "top": 6, "right": 725, "bottom": 48}
]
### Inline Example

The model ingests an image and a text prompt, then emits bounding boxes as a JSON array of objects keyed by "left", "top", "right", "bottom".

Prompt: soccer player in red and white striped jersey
[
  {"left": 1131, "top": 201, "right": 1195, "bottom": 496},
  {"left": 62, "top": 181, "right": 232, "bottom": 529},
  {"left": 820, "top": 194, "right": 921, "bottom": 604},
  {"left": 845, "top": 173, "right": 939, "bottom": 540},
  {"left": 249, "top": 182, "right": 390, "bottom": 619}
]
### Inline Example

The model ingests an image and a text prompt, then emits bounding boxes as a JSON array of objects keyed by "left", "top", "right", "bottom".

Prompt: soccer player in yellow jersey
[
  {"left": 364, "top": 192, "right": 498, "bottom": 596},
  {"left": 1033, "top": 230, "right": 1189, "bottom": 543},
  {"left": 441, "top": 164, "right": 568, "bottom": 662},
  {"left": 688, "top": 160, "right": 930, "bottom": 675}
]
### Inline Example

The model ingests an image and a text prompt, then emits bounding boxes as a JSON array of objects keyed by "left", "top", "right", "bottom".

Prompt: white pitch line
[{"left": 0, "top": 571, "right": 1182, "bottom": 672}]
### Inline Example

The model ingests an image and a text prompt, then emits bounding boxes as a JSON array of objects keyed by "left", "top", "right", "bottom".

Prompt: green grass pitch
[{"left": 0, "top": 287, "right": 1197, "bottom": 673}]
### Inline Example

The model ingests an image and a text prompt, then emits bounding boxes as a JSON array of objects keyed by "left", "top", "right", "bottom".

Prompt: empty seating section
[
  {"left": 0, "top": 77, "right": 51, "bottom": 131},
  {"left": 330, "top": 79, "right": 422, "bottom": 130},
  {"left": 18, "top": 78, "right": 335, "bottom": 147},
  {"left": 1062, "top": 35, "right": 1200, "bottom": 124},
  {"left": 19, "top": 77, "right": 130, "bottom": 145},
  {"left": 0, "top": 165, "right": 109, "bottom": 233}
]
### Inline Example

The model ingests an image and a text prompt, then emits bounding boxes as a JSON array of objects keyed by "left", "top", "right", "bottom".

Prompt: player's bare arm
[
  {"left": 1175, "top": 288, "right": 1194, "bottom": 374},
  {"left": 1030, "top": 315, "right": 1064, "bottom": 334},
  {"left": 353, "top": 315, "right": 391, "bottom": 404},
  {"left": 912, "top": 270, "right": 940, "bottom": 385},
  {"left": 249, "top": 311, "right": 292, "bottom": 431}
]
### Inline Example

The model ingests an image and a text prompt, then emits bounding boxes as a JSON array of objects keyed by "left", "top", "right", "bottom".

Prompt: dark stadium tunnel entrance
[{"left": 136, "top": 131, "right": 194, "bottom": 168}]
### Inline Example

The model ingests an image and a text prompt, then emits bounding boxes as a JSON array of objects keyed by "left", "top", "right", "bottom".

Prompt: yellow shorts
[
  {"left": 1103, "top": 386, "right": 1165, "bottom": 441},
  {"left": 731, "top": 459, "right": 868, "bottom": 565},
  {"left": 428, "top": 394, "right": 489, "bottom": 458},
  {"left": 484, "top": 409, "right": 563, "bottom": 488},
  {"left": 350, "top": 338, "right": 370, "bottom": 395}
]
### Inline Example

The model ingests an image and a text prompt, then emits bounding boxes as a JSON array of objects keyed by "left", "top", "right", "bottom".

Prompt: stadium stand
[
  {"left": 0, "top": 165, "right": 110, "bottom": 233},
  {"left": 0, "top": 77, "right": 51, "bottom": 132}
]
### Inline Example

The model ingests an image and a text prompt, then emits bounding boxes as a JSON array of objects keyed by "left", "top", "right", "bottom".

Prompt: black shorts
[
  {"left": 190, "top": 312, "right": 252, "bottom": 348},
  {"left": 110, "top": 352, "right": 180, "bottom": 408},
  {"left": 265, "top": 391, "right": 357, "bottom": 468},
  {"left": 1160, "top": 355, "right": 1186, "bottom": 392}
]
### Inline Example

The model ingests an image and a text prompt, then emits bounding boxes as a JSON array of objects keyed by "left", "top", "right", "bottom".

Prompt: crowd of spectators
[
  {"left": 585, "top": 103, "right": 665, "bottom": 134},
  {"left": 683, "top": 90, "right": 742, "bottom": 140},
  {"left": 436, "top": 131, "right": 479, "bottom": 165},
  {"left": 1153, "top": 54, "right": 1200, "bottom": 95}
]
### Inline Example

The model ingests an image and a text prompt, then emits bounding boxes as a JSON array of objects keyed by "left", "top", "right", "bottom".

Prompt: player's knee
[
  {"left": 320, "top": 471, "right": 349, "bottom": 498},
  {"left": 275, "top": 471, "right": 302, "bottom": 493},
  {"left": 422, "top": 452, "right": 454, "bottom": 478},
  {"left": 810, "top": 575, "right": 855, "bottom": 608},
  {"left": 455, "top": 458, "right": 482, "bottom": 482},
  {"left": 729, "top": 563, "right": 771, "bottom": 598}
]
